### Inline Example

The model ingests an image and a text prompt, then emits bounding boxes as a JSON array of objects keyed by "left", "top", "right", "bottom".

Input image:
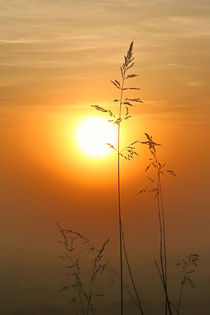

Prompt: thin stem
[
  {"left": 157, "top": 171, "right": 167, "bottom": 315},
  {"left": 117, "top": 71, "right": 125, "bottom": 315},
  {"left": 78, "top": 290, "right": 85, "bottom": 315},
  {"left": 177, "top": 277, "right": 185, "bottom": 315},
  {"left": 122, "top": 226, "right": 144, "bottom": 314},
  {"left": 154, "top": 259, "right": 173, "bottom": 315},
  {"left": 159, "top": 173, "right": 169, "bottom": 314},
  {"left": 154, "top": 259, "right": 164, "bottom": 286},
  {"left": 159, "top": 174, "right": 167, "bottom": 284},
  {"left": 86, "top": 295, "right": 94, "bottom": 315},
  {"left": 158, "top": 170, "right": 172, "bottom": 315},
  {"left": 110, "top": 264, "right": 141, "bottom": 309},
  {"left": 79, "top": 285, "right": 93, "bottom": 315},
  {"left": 156, "top": 172, "right": 165, "bottom": 282}
]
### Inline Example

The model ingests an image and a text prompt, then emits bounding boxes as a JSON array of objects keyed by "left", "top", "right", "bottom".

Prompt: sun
[{"left": 76, "top": 117, "right": 117, "bottom": 158}]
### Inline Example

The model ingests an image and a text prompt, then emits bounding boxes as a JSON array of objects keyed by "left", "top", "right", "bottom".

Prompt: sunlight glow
[{"left": 76, "top": 117, "right": 117, "bottom": 157}]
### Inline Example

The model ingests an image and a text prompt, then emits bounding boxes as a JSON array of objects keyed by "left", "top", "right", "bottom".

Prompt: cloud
[
  {"left": 0, "top": 0, "right": 209, "bottom": 107},
  {"left": 141, "top": 16, "right": 210, "bottom": 39},
  {"left": 167, "top": 63, "right": 202, "bottom": 71},
  {"left": 188, "top": 80, "right": 204, "bottom": 87}
]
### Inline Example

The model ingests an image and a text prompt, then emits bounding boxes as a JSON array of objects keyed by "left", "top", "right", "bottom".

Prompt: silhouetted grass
[
  {"left": 138, "top": 133, "right": 199, "bottom": 315},
  {"left": 91, "top": 41, "right": 144, "bottom": 315},
  {"left": 57, "top": 42, "right": 200, "bottom": 315},
  {"left": 176, "top": 254, "right": 200, "bottom": 315},
  {"left": 139, "top": 133, "right": 174, "bottom": 314},
  {"left": 57, "top": 223, "right": 110, "bottom": 314}
]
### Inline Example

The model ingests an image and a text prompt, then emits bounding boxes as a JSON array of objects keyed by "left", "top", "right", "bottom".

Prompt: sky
[{"left": 0, "top": 0, "right": 210, "bottom": 314}]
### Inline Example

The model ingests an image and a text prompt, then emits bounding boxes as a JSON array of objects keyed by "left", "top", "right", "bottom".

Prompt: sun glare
[{"left": 76, "top": 117, "right": 117, "bottom": 158}]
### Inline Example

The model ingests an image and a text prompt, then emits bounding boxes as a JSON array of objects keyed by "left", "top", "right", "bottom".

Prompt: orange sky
[{"left": 0, "top": 0, "right": 210, "bottom": 314}]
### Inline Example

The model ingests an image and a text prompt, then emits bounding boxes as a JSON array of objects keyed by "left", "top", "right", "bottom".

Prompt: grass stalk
[
  {"left": 117, "top": 49, "right": 126, "bottom": 315},
  {"left": 116, "top": 41, "right": 144, "bottom": 315},
  {"left": 159, "top": 173, "right": 170, "bottom": 314},
  {"left": 57, "top": 223, "right": 110, "bottom": 314},
  {"left": 92, "top": 41, "right": 144, "bottom": 314},
  {"left": 176, "top": 254, "right": 200, "bottom": 315},
  {"left": 157, "top": 171, "right": 171, "bottom": 315},
  {"left": 122, "top": 226, "right": 144, "bottom": 314},
  {"left": 177, "top": 280, "right": 184, "bottom": 315},
  {"left": 140, "top": 134, "right": 173, "bottom": 315}
]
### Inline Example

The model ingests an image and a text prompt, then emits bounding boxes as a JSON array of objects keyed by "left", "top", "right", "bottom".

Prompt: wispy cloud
[
  {"left": 0, "top": 0, "right": 209, "bottom": 107},
  {"left": 142, "top": 16, "right": 210, "bottom": 39},
  {"left": 167, "top": 63, "right": 204, "bottom": 71},
  {"left": 188, "top": 81, "right": 204, "bottom": 87}
]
